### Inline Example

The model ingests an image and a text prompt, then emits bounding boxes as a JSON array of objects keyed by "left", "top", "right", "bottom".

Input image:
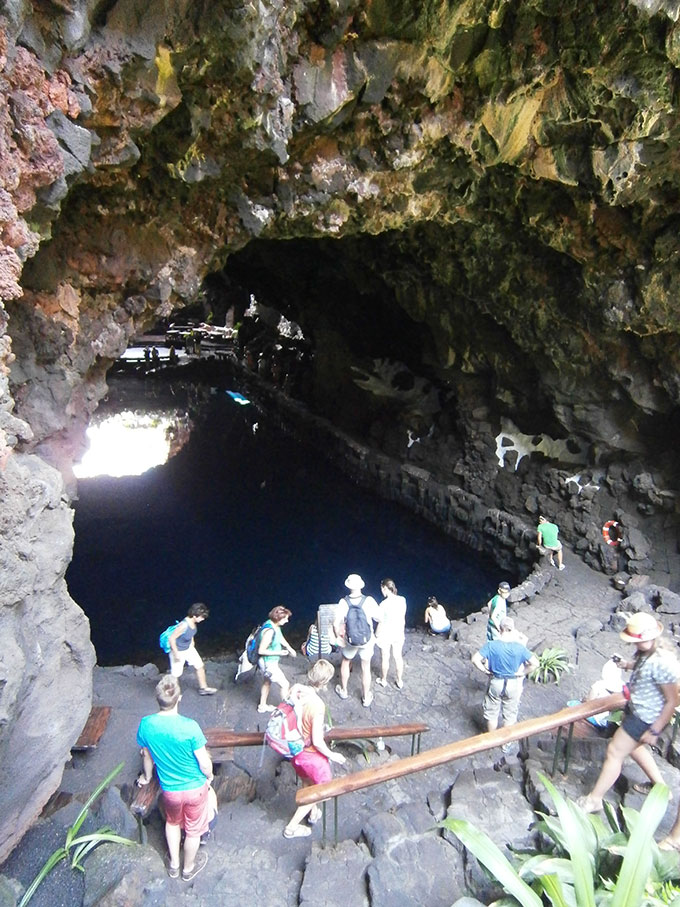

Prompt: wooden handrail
[
  {"left": 205, "top": 722, "right": 428, "bottom": 749},
  {"left": 295, "top": 694, "right": 625, "bottom": 806}
]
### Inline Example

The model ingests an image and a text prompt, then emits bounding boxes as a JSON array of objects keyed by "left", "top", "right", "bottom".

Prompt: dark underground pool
[{"left": 67, "top": 376, "right": 513, "bottom": 666}]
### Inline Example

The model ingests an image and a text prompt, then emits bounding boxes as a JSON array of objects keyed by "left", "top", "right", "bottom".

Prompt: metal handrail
[{"left": 295, "top": 693, "right": 625, "bottom": 807}]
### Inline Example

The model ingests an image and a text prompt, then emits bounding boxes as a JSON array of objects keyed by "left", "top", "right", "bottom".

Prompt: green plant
[
  {"left": 18, "top": 762, "right": 135, "bottom": 907},
  {"left": 530, "top": 647, "right": 572, "bottom": 684},
  {"left": 442, "top": 774, "right": 679, "bottom": 906}
]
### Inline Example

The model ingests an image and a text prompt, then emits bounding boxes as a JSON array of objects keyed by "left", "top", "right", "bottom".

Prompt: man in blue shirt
[
  {"left": 136, "top": 675, "right": 213, "bottom": 881},
  {"left": 472, "top": 618, "right": 538, "bottom": 749}
]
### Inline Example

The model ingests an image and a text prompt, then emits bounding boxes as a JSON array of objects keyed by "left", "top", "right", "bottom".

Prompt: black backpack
[{"left": 344, "top": 595, "right": 371, "bottom": 646}]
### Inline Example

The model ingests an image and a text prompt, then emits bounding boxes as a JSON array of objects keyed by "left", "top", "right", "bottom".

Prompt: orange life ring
[{"left": 602, "top": 520, "right": 621, "bottom": 546}]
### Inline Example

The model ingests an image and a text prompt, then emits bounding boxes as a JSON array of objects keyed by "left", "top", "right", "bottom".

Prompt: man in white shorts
[{"left": 333, "top": 574, "right": 381, "bottom": 707}]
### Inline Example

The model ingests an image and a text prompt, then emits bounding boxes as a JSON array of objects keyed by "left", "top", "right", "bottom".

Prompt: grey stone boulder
[
  {"left": 299, "top": 839, "right": 371, "bottom": 907},
  {"left": 83, "top": 842, "right": 166, "bottom": 907},
  {"left": 367, "top": 832, "right": 464, "bottom": 907},
  {"left": 0, "top": 875, "right": 20, "bottom": 907},
  {"left": 624, "top": 528, "right": 651, "bottom": 561},
  {"left": 91, "top": 786, "right": 139, "bottom": 842},
  {"left": 617, "top": 591, "right": 650, "bottom": 614},
  {"left": 649, "top": 586, "right": 680, "bottom": 616}
]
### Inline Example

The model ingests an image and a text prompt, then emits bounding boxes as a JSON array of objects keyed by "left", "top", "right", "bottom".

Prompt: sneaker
[
  {"left": 335, "top": 684, "right": 348, "bottom": 700},
  {"left": 257, "top": 704, "right": 275, "bottom": 713},
  {"left": 376, "top": 678, "right": 387, "bottom": 687},
  {"left": 558, "top": 564, "right": 565, "bottom": 571},
  {"left": 395, "top": 679, "right": 404, "bottom": 690},
  {"left": 362, "top": 692, "right": 374, "bottom": 708},
  {"left": 199, "top": 687, "right": 217, "bottom": 695},
  {"left": 283, "top": 824, "right": 312, "bottom": 838},
  {"left": 182, "top": 850, "right": 208, "bottom": 881},
  {"left": 167, "top": 862, "right": 180, "bottom": 879}
]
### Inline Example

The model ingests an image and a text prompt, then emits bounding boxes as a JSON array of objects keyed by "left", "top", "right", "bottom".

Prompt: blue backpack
[
  {"left": 245, "top": 625, "right": 263, "bottom": 665},
  {"left": 159, "top": 621, "right": 181, "bottom": 654}
]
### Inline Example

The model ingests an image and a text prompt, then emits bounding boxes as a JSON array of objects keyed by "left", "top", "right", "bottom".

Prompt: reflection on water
[{"left": 67, "top": 379, "right": 513, "bottom": 666}]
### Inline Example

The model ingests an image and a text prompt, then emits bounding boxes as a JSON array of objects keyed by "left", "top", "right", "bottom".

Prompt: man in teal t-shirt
[
  {"left": 136, "top": 675, "right": 213, "bottom": 881},
  {"left": 537, "top": 515, "right": 564, "bottom": 570}
]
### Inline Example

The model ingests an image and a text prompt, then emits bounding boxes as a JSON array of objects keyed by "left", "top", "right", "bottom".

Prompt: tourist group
[{"left": 134, "top": 512, "right": 680, "bottom": 881}]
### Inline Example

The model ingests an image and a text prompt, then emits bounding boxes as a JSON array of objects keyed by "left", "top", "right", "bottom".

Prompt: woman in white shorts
[
  {"left": 257, "top": 605, "right": 297, "bottom": 713},
  {"left": 375, "top": 578, "right": 407, "bottom": 689}
]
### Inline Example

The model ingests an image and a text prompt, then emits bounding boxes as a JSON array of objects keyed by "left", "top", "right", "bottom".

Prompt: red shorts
[
  {"left": 161, "top": 782, "right": 211, "bottom": 838},
  {"left": 291, "top": 749, "right": 332, "bottom": 785}
]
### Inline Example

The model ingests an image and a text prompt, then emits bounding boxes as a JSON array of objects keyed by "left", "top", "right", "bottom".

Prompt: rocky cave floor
[{"left": 3, "top": 557, "right": 680, "bottom": 907}]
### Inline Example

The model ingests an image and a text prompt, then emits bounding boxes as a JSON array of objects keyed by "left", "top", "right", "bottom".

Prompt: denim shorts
[{"left": 621, "top": 708, "right": 652, "bottom": 742}]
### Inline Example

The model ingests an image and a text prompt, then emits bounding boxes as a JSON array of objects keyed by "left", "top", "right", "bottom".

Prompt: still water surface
[{"left": 67, "top": 382, "right": 512, "bottom": 665}]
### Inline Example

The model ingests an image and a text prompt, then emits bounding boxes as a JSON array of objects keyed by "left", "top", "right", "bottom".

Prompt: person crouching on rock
[
  {"left": 424, "top": 596, "right": 451, "bottom": 637},
  {"left": 283, "top": 659, "right": 346, "bottom": 838},
  {"left": 167, "top": 602, "right": 217, "bottom": 695},
  {"left": 257, "top": 605, "right": 297, "bottom": 713},
  {"left": 136, "top": 675, "right": 213, "bottom": 881},
  {"left": 577, "top": 612, "right": 679, "bottom": 814}
]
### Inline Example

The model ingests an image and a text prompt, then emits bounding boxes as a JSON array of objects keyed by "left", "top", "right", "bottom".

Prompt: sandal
[
  {"left": 576, "top": 795, "right": 603, "bottom": 814},
  {"left": 283, "top": 824, "right": 312, "bottom": 838},
  {"left": 395, "top": 679, "right": 404, "bottom": 690},
  {"left": 632, "top": 781, "right": 654, "bottom": 795},
  {"left": 376, "top": 678, "right": 387, "bottom": 687},
  {"left": 659, "top": 836, "right": 680, "bottom": 852}
]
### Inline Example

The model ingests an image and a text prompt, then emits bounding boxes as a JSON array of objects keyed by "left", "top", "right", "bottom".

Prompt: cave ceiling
[{"left": 2, "top": 0, "right": 680, "bottom": 484}]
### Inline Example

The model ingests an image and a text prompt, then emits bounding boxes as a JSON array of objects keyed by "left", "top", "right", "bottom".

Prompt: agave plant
[
  {"left": 530, "top": 648, "right": 572, "bottom": 684},
  {"left": 442, "top": 773, "right": 679, "bottom": 906},
  {"left": 18, "top": 762, "right": 135, "bottom": 907}
]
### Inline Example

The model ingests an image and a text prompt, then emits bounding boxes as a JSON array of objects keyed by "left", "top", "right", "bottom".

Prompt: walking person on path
[
  {"left": 375, "top": 578, "right": 407, "bottom": 689},
  {"left": 577, "top": 612, "right": 679, "bottom": 814},
  {"left": 333, "top": 574, "right": 382, "bottom": 707},
  {"left": 283, "top": 660, "right": 346, "bottom": 838},
  {"left": 486, "top": 582, "right": 511, "bottom": 641},
  {"left": 258, "top": 605, "right": 297, "bottom": 713},
  {"left": 167, "top": 602, "right": 217, "bottom": 695},
  {"left": 136, "top": 675, "right": 213, "bottom": 881},
  {"left": 471, "top": 617, "right": 538, "bottom": 753},
  {"left": 537, "top": 514, "right": 565, "bottom": 570}
]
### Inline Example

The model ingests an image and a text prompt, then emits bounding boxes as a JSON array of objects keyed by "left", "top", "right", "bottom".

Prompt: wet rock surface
[{"left": 3, "top": 561, "right": 680, "bottom": 906}]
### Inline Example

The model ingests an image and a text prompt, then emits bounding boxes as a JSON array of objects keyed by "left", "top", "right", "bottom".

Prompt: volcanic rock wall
[{"left": 2, "top": 0, "right": 680, "bottom": 857}]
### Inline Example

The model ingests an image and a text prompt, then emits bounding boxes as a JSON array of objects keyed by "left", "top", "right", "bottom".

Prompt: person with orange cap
[{"left": 577, "top": 612, "right": 679, "bottom": 813}]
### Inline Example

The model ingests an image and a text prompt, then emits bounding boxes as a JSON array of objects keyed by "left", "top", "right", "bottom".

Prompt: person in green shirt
[
  {"left": 486, "top": 582, "right": 511, "bottom": 641},
  {"left": 537, "top": 515, "right": 564, "bottom": 570}
]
